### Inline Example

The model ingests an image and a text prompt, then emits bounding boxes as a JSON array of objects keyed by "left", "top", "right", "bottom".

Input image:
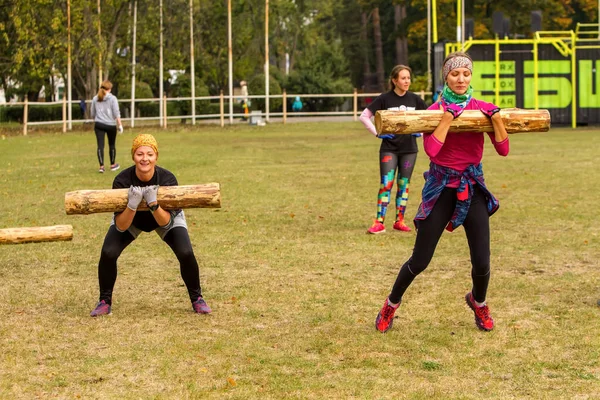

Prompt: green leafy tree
[
  {"left": 65, "top": 0, "right": 130, "bottom": 101},
  {"left": 0, "top": 0, "right": 65, "bottom": 100},
  {"left": 285, "top": 39, "right": 353, "bottom": 111},
  {"left": 1, "top": 0, "right": 598, "bottom": 109}
]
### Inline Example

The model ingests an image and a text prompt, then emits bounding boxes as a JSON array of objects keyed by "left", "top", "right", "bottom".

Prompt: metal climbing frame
[{"left": 443, "top": 23, "right": 600, "bottom": 128}]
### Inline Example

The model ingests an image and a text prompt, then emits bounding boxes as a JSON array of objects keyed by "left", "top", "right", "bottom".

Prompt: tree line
[{"left": 0, "top": 0, "right": 597, "bottom": 105}]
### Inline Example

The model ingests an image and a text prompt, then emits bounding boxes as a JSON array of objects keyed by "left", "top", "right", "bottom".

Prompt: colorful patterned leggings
[{"left": 375, "top": 152, "right": 417, "bottom": 223}]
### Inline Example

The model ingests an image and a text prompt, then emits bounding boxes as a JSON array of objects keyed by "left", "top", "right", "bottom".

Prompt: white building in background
[
  {"left": 0, "top": 81, "right": 19, "bottom": 104},
  {"left": 0, "top": 75, "right": 62, "bottom": 103},
  {"left": 36, "top": 74, "right": 66, "bottom": 101},
  {"left": 168, "top": 69, "right": 186, "bottom": 85},
  {"left": 43, "top": 75, "right": 65, "bottom": 101}
]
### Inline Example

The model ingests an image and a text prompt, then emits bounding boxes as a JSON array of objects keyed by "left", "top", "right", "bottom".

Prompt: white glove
[
  {"left": 127, "top": 186, "right": 144, "bottom": 210},
  {"left": 118, "top": 125, "right": 124, "bottom": 134},
  {"left": 143, "top": 185, "right": 159, "bottom": 205}
]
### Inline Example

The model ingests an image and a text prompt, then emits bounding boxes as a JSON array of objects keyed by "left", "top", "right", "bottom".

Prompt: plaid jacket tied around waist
[{"left": 414, "top": 162, "right": 499, "bottom": 232}]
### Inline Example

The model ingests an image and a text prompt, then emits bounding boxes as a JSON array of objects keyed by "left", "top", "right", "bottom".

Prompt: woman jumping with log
[
  {"left": 375, "top": 51, "right": 509, "bottom": 333},
  {"left": 90, "top": 134, "right": 211, "bottom": 317},
  {"left": 90, "top": 80, "right": 123, "bottom": 174},
  {"left": 360, "top": 65, "right": 427, "bottom": 234}
]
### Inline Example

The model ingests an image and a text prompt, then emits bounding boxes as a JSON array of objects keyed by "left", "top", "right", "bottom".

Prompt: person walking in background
[
  {"left": 375, "top": 52, "right": 509, "bottom": 333},
  {"left": 90, "top": 134, "right": 212, "bottom": 317},
  {"left": 79, "top": 99, "right": 87, "bottom": 119},
  {"left": 240, "top": 80, "right": 249, "bottom": 121},
  {"left": 292, "top": 96, "right": 303, "bottom": 112},
  {"left": 91, "top": 80, "right": 123, "bottom": 173},
  {"left": 359, "top": 65, "right": 427, "bottom": 234}
]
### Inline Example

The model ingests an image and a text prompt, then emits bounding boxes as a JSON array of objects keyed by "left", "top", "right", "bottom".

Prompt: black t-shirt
[
  {"left": 367, "top": 90, "right": 428, "bottom": 154},
  {"left": 113, "top": 165, "right": 180, "bottom": 232}
]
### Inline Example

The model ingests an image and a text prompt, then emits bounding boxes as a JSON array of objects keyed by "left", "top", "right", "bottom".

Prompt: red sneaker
[
  {"left": 367, "top": 220, "right": 386, "bottom": 234},
  {"left": 393, "top": 220, "right": 411, "bottom": 232},
  {"left": 375, "top": 298, "right": 399, "bottom": 333},
  {"left": 465, "top": 292, "right": 494, "bottom": 331}
]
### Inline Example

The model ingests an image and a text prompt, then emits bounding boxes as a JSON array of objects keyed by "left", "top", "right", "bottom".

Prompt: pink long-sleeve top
[{"left": 423, "top": 99, "right": 509, "bottom": 188}]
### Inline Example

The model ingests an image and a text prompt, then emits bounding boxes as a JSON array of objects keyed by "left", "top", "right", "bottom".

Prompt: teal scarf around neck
[{"left": 441, "top": 84, "right": 473, "bottom": 108}]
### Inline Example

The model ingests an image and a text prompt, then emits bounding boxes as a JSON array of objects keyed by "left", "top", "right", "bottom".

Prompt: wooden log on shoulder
[
  {"left": 375, "top": 109, "right": 551, "bottom": 135},
  {"left": 0, "top": 225, "right": 73, "bottom": 245},
  {"left": 65, "top": 183, "right": 221, "bottom": 215}
]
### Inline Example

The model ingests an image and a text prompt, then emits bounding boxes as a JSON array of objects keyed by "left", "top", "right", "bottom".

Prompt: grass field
[{"left": 1, "top": 122, "right": 599, "bottom": 399}]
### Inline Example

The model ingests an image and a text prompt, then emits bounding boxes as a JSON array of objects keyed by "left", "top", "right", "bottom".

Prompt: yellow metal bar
[
  {"left": 533, "top": 39, "right": 539, "bottom": 110},
  {"left": 575, "top": 22, "right": 600, "bottom": 37},
  {"left": 446, "top": 42, "right": 459, "bottom": 54},
  {"left": 551, "top": 40, "right": 572, "bottom": 57},
  {"left": 455, "top": 36, "right": 572, "bottom": 56},
  {"left": 456, "top": 0, "right": 461, "bottom": 43},
  {"left": 462, "top": 39, "right": 473, "bottom": 52},
  {"left": 451, "top": 38, "right": 564, "bottom": 45},
  {"left": 432, "top": 0, "right": 438, "bottom": 43},
  {"left": 495, "top": 37, "right": 500, "bottom": 105},
  {"left": 571, "top": 30, "right": 576, "bottom": 129}
]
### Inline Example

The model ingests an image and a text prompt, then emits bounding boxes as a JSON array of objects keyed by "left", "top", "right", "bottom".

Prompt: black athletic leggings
[
  {"left": 388, "top": 186, "right": 491, "bottom": 304},
  {"left": 97, "top": 225, "right": 202, "bottom": 304},
  {"left": 94, "top": 122, "right": 117, "bottom": 166}
]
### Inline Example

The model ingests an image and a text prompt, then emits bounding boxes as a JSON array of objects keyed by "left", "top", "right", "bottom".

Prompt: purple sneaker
[
  {"left": 192, "top": 297, "right": 212, "bottom": 314},
  {"left": 90, "top": 300, "right": 111, "bottom": 317}
]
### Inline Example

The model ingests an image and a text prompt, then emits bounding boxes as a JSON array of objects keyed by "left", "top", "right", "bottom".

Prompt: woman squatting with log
[
  {"left": 375, "top": 51, "right": 509, "bottom": 333},
  {"left": 360, "top": 65, "right": 428, "bottom": 234},
  {"left": 90, "top": 134, "right": 211, "bottom": 317}
]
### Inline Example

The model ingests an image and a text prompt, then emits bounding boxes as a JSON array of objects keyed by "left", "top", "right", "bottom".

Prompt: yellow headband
[{"left": 131, "top": 134, "right": 159, "bottom": 158}]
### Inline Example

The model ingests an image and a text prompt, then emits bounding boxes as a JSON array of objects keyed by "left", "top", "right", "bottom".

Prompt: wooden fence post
[
  {"left": 220, "top": 90, "right": 224, "bottom": 127},
  {"left": 23, "top": 99, "right": 28, "bottom": 136},
  {"left": 62, "top": 96, "right": 67, "bottom": 133},
  {"left": 353, "top": 88, "right": 358, "bottom": 122},
  {"left": 283, "top": 90, "right": 287, "bottom": 124},
  {"left": 163, "top": 95, "right": 167, "bottom": 129}
]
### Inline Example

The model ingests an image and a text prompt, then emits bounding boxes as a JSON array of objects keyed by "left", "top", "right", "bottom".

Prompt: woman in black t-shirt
[
  {"left": 89, "top": 134, "right": 211, "bottom": 317},
  {"left": 360, "top": 65, "right": 427, "bottom": 234}
]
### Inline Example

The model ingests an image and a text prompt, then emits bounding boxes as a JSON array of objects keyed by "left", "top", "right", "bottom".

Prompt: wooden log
[
  {"left": 375, "top": 109, "right": 551, "bottom": 135},
  {"left": 0, "top": 225, "right": 73, "bottom": 245},
  {"left": 65, "top": 183, "right": 221, "bottom": 215}
]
